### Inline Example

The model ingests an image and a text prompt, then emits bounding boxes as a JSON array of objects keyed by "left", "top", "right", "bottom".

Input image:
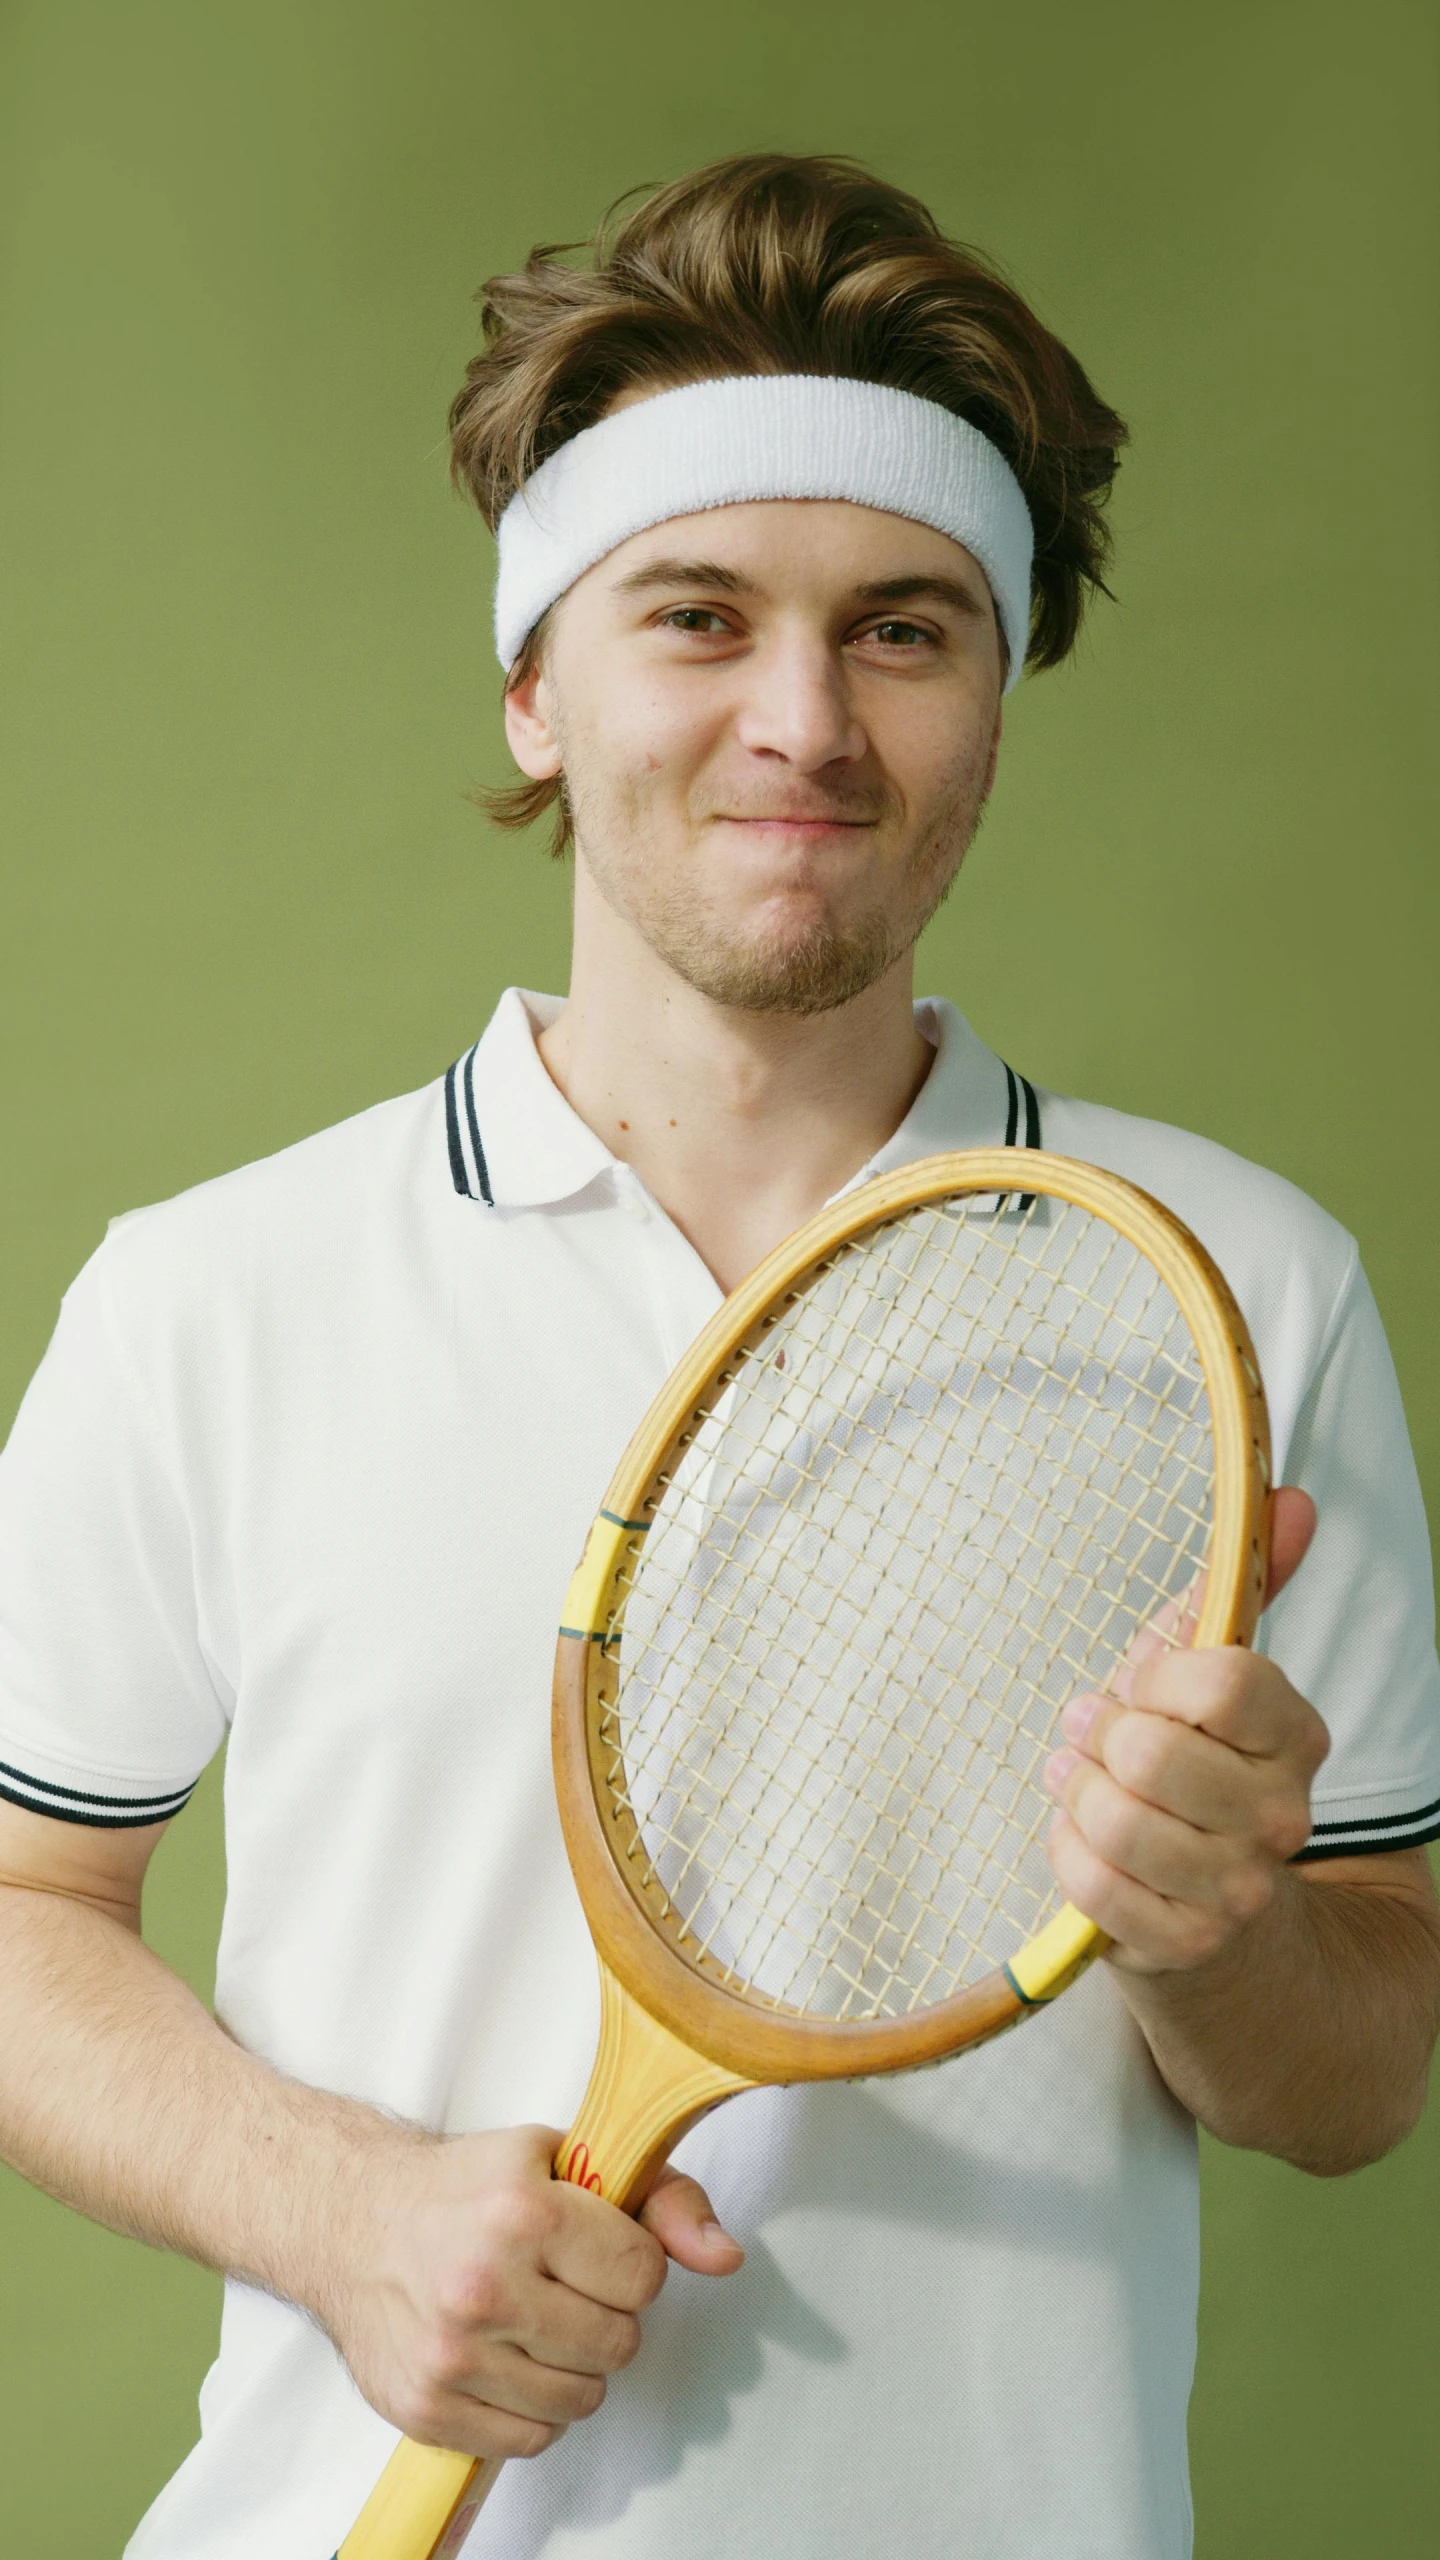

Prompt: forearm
[
  {"left": 0, "top": 1879, "right": 421, "bottom": 2318},
  {"left": 1115, "top": 1862, "right": 1440, "bottom": 2174}
]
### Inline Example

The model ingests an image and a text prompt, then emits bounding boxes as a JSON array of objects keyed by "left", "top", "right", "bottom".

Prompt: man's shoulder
[
  {"left": 83, "top": 1073, "right": 451, "bottom": 1325},
  {"left": 1037, "top": 1086, "right": 1358, "bottom": 1371}
]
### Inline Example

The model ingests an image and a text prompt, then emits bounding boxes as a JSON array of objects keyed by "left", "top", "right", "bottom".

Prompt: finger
[
  {"left": 1143, "top": 1569, "right": 1207, "bottom": 1655},
  {"left": 516, "top": 2273, "right": 646, "bottom": 2379},
  {"left": 433, "top": 2205, "right": 647, "bottom": 2378},
  {"left": 541, "top": 2179, "right": 670, "bottom": 2314},
  {"left": 1045, "top": 1810, "right": 1234, "bottom": 1972},
  {"left": 399, "top": 2392, "right": 568, "bottom": 2464},
  {"left": 448, "top": 2336, "right": 614, "bottom": 2426},
  {"left": 1103, "top": 1572, "right": 1207, "bottom": 1706},
  {"left": 1264, "top": 1486, "right": 1317, "bottom": 1607},
  {"left": 640, "top": 2169, "right": 744, "bottom": 2275},
  {"left": 1104, "top": 1618, "right": 1173, "bottom": 1706},
  {"left": 1061, "top": 1696, "right": 1277, "bottom": 1834},
  {"left": 1128, "top": 1645, "right": 1329, "bottom": 1770},
  {"left": 1043, "top": 1749, "right": 1280, "bottom": 1909}
]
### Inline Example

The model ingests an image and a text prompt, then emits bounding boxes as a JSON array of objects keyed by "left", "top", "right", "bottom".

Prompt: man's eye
[
  {"left": 660, "top": 608, "right": 731, "bottom": 634},
  {"left": 866, "top": 619, "right": 930, "bottom": 647}
]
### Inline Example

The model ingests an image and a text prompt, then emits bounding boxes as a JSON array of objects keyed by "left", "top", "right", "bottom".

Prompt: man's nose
[{"left": 732, "top": 639, "right": 867, "bottom": 770}]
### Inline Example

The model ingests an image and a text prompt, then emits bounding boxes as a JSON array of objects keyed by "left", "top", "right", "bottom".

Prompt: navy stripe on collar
[
  {"left": 445, "top": 1041, "right": 1040, "bottom": 1217},
  {"left": 445, "top": 1044, "right": 494, "bottom": 1206},
  {"left": 999, "top": 1062, "right": 1041, "bottom": 1212}
]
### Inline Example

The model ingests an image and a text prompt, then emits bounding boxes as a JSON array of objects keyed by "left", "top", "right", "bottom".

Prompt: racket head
[{"left": 553, "top": 1149, "right": 1271, "bottom": 2085}]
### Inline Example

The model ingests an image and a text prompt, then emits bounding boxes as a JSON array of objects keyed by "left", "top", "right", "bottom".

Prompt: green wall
[{"left": 2, "top": 1, "right": 1437, "bottom": 2549}]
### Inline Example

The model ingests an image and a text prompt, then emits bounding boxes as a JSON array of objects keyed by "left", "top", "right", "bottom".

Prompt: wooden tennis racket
[{"left": 334, "top": 1146, "right": 1270, "bottom": 2560}]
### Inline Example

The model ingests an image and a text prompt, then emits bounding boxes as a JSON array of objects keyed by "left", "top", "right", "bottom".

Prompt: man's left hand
[{"left": 1043, "top": 1486, "right": 1327, "bottom": 1975}]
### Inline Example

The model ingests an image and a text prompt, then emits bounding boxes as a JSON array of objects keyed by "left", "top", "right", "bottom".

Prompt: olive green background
[{"left": 2, "top": 0, "right": 1437, "bottom": 2550}]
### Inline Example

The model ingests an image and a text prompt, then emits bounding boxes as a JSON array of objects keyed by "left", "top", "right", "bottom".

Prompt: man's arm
[
  {"left": 1044, "top": 1488, "right": 1440, "bottom": 2173},
  {"left": 0, "top": 1801, "right": 740, "bottom": 2459},
  {"left": 1106, "top": 1844, "right": 1440, "bottom": 2173}
]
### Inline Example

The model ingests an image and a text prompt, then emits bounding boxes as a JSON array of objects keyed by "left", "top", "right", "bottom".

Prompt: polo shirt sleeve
[
  {"left": 0, "top": 1235, "right": 229, "bottom": 1828},
  {"left": 1259, "top": 1253, "right": 1440, "bottom": 1859}
]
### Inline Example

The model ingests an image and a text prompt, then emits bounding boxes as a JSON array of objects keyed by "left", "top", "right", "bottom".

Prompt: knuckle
[
  {"left": 1260, "top": 1799, "right": 1312, "bottom": 1863},
  {"left": 446, "top": 2258, "right": 510, "bottom": 2334},
  {"left": 1048, "top": 1813, "right": 1105, "bottom": 1904},
  {"left": 1205, "top": 1654, "right": 1251, "bottom": 1723},
  {"left": 1175, "top": 1908, "right": 1228, "bottom": 1966},
  {"left": 509, "top": 2418, "right": 564, "bottom": 2460},
  {"left": 1109, "top": 1714, "right": 1173, "bottom": 1799},
  {"left": 390, "top": 2380, "right": 451, "bottom": 2444},
  {"left": 487, "top": 2181, "right": 552, "bottom": 2255},
  {"left": 426, "top": 2332, "right": 477, "bottom": 2391},
  {"left": 425, "top": 2334, "right": 486, "bottom": 2385},
  {"left": 1196, "top": 1644, "right": 1244, "bottom": 1699},
  {"left": 634, "top": 2248, "right": 668, "bottom": 2312},
  {"left": 1089, "top": 1792, "right": 1144, "bottom": 1873},
  {"left": 613, "top": 2228, "right": 666, "bottom": 2312},
  {"left": 1141, "top": 1645, "right": 1201, "bottom": 1708},
  {"left": 1217, "top": 1863, "right": 1272, "bottom": 1922}
]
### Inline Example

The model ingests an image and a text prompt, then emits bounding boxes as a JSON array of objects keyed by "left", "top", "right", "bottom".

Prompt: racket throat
[{"left": 555, "top": 1960, "right": 756, "bottom": 2209}]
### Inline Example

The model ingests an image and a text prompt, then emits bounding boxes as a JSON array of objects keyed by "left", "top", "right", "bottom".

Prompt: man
[{"left": 1, "top": 154, "right": 1438, "bottom": 2560}]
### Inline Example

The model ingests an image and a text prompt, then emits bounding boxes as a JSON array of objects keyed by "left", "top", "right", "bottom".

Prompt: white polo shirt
[{"left": 2, "top": 991, "right": 1437, "bottom": 2560}]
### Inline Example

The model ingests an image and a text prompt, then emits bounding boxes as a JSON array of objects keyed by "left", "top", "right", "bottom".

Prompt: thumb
[
  {"left": 1264, "top": 1485, "right": 1317, "bottom": 1608},
  {"left": 638, "top": 2167, "right": 744, "bottom": 2277}
]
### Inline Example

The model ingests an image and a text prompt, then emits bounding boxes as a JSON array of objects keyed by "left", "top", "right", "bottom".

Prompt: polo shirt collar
[
  {"left": 444, "top": 986, "right": 1035, "bottom": 1211},
  {"left": 446, "top": 990, "right": 613, "bottom": 1209},
  {"left": 854, "top": 997, "right": 1026, "bottom": 1186}
]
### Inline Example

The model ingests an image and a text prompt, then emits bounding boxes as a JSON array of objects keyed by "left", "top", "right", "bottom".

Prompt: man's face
[{"left": 505, "top": 495, "right": 1006, "bottom": 1016}]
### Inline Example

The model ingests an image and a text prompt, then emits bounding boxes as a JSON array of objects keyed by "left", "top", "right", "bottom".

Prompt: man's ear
[{"left": 503, "top": 656, "right": 563, "bottom": 781}]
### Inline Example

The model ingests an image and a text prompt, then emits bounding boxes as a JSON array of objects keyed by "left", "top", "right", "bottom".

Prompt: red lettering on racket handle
[{"left": 560, "top": 2140, "right": 604, "bottom": 2194}]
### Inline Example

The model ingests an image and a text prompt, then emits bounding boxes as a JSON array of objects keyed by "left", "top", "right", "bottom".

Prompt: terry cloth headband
[{"left": 492, "top": 374, "right": 1034, "bottom": 692}]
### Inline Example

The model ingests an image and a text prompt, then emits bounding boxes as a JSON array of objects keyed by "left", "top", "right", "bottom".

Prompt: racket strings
[
  {"left": 605, "top": 1236, "right": 1203, "bottom": 2010},
  {"left": 606, "top": 1342, "right": 1203, "bottom": 2005},
  {"left": 597, "top": 1195, "right": 1214, "bottom": 2021},
  {"left": 643, "top": 1227, "right": 1211, "bottom": 1697}
]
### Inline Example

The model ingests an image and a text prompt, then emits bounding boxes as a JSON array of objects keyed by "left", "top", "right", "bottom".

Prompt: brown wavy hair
[{"left": 452, "top": 153, "right": 1127, "bottom": 853}]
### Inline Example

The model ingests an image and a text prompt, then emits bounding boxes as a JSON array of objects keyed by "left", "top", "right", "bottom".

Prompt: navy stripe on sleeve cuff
[
  {"left": 0, "top": 1756, "right": 198, "bottom": 1829},
  {"left": 1295, "top": 1793, "right": 1440, "bottom": 1861}
]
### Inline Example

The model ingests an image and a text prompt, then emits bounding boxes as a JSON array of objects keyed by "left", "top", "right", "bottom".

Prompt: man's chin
[{"left": 656, "top": 918, "right": 903, "bottom": 1018}]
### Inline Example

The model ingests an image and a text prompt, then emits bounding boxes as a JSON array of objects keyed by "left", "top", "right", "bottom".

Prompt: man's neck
[{"left": 537, "top": 865, "right": 934, "bottom": 1294}]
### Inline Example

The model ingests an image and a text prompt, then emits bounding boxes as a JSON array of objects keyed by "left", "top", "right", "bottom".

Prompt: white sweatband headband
[{"left": 493, "top": 374, "right": 1033, "bottom": 691}]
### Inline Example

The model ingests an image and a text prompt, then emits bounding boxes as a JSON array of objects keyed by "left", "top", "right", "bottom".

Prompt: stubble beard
[{"left": 566, "top": 761, "right": 991, "bottom": 1020}]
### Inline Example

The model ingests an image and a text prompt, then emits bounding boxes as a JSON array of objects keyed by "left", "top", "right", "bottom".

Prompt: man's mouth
[{"left": 712, "top": 812, "right": 878, "bottom": 831}]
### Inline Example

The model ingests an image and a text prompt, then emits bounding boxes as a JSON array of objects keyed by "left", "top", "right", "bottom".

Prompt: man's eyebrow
[
  {"left": 851, "top": 574, "right": 989, "bottom": 618},
  {"left": 609, "top": 557, "right": 759, "bottom": 597},
  {"left": 606, "top": 560, "right": 991, "bottom": 616}
]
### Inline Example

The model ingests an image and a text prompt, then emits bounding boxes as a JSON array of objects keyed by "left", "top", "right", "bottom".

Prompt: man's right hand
[
  {"left": 325, "top": 2123, "right": 743, "bottom": 2459},
  {"left": 0, "top": 1800, "right": 742, "bottom": 2470}
]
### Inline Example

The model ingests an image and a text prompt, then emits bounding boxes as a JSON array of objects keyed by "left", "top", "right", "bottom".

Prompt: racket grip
[{"left": 334, "top": 2439, "right": 497, "bottom": 2558}]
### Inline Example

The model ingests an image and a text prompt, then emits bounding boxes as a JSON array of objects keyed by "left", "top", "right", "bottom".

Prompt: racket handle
[{"left": 334, "top": 2439, "right": 496, "bottom": 2558}]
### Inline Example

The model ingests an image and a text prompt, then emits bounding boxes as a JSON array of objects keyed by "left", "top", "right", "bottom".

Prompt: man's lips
[{"left": 709, "top": 812, "right": 878, "bottom": 831}]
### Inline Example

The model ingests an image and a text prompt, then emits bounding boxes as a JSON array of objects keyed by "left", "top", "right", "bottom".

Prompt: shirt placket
[{"left": 610, "top": 1162, "right": 726, "bottom": 1373}]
